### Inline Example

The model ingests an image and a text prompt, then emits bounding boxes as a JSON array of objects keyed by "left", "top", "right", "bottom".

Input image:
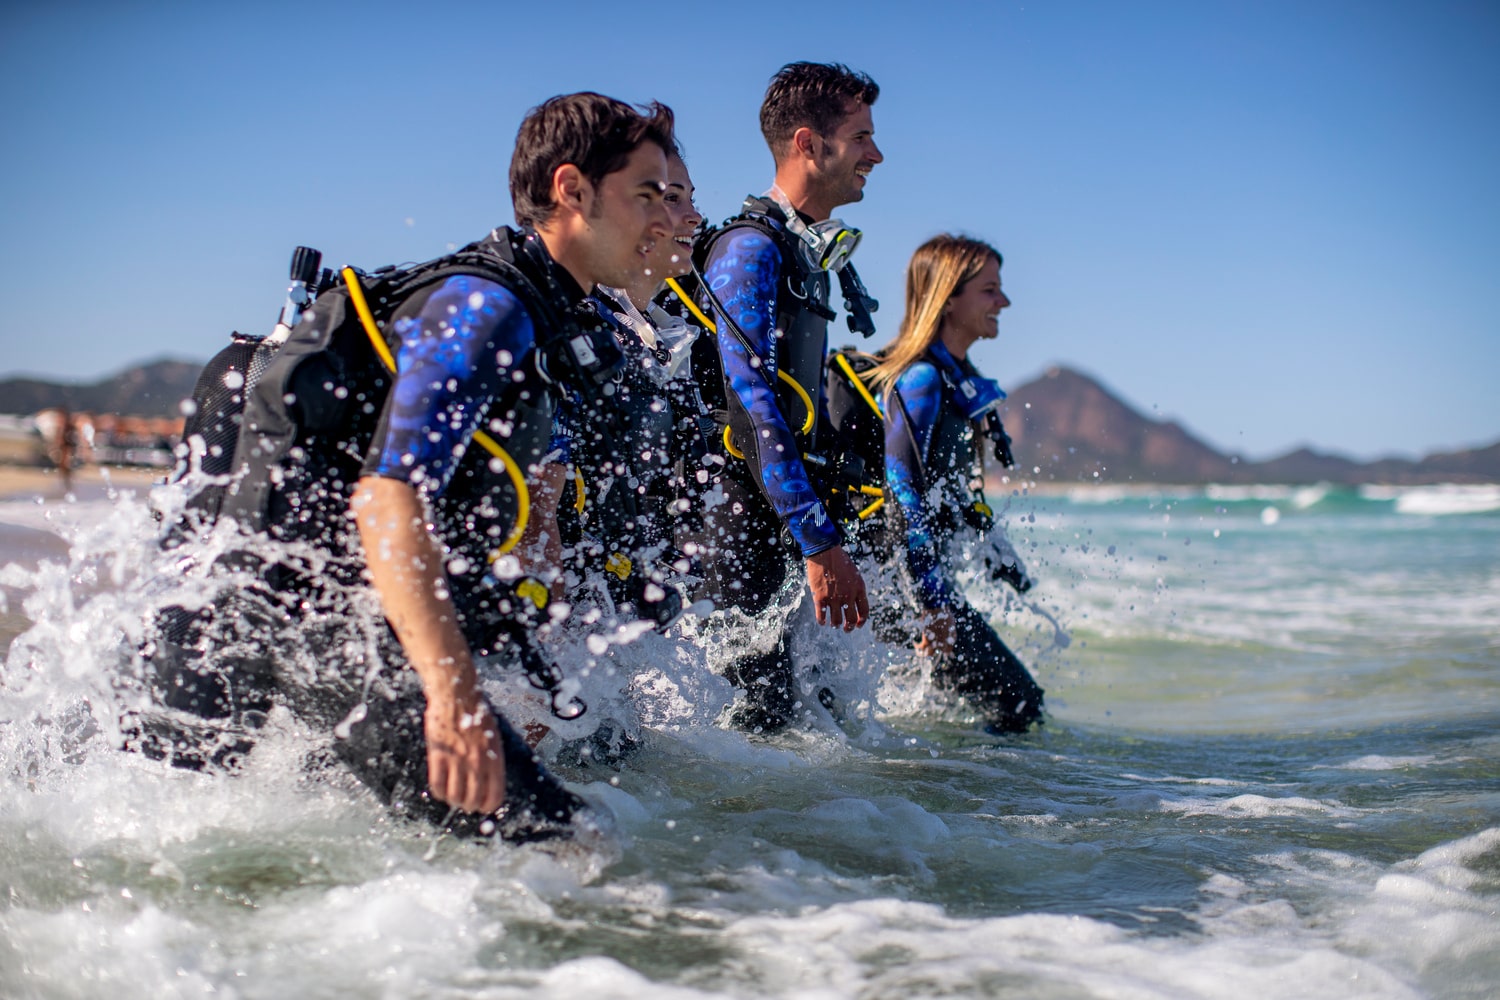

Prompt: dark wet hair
[
  {"left": 759, "top": 62, "right": 879, "bottom": 157},
  {"left": 510, "top": 93, "right": 676, "bottom": 228}
]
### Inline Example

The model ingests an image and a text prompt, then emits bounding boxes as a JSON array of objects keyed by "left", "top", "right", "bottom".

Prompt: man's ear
[
  {"left": 550, "top": 163, "right": 591, "bottom": 219},
  {"left": 791, "top": 126, "right": 820, "bottom": 162}
]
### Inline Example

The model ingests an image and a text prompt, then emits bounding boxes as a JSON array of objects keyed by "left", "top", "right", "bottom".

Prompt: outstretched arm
[{"left": 352, "top": 476, "right": 505, "bottom": 815}]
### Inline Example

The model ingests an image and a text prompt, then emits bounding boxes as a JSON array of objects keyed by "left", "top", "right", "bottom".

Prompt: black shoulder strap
[
  {"left": 441, "top": 227, "right": 577, "bottom": 347},
  {"left": 691, "top": 201, "right": 837, "bottom": 353},
  {"left": 692, "top": 202, "right": 790, "bottom": 274},
  {"left": 828, "top": 347, "right": 883, "bottom": 420}
]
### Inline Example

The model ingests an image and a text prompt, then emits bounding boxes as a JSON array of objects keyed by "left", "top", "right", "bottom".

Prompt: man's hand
[
  {"left": 805, "top": 545, "right": 869, "bottom": 632},
  {"left": 423, "top": 685, "right": 506, "bottom": 815},
  {"left": 915, "top": 607, "right": 956, "bottom": 659}
]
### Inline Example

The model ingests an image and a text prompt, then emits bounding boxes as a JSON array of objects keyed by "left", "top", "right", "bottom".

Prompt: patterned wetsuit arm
[
  {"left": 703, "top": 227, "right": 840, "bottom": 556},
  {"left": 886, "top": 362, "right": 955, "bottom": 609},
  {"left": 363, "top": 275, "right": 536, "bottom": 497}
]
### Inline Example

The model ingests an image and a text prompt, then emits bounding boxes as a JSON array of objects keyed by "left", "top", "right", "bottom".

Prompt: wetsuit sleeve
[
  {"left": 363, "top": 275, "right": 536, "bottom": 497},
  {"left": 886, "top": 362, "right": 956, "bottom": 609},
  {"left": 703, "top": 227, "right": 841, "bottom": 556}
]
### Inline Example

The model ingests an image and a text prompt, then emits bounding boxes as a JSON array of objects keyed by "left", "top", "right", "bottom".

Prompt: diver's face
[
  {"left": 649, "top": 154, "right": 702, "bottom": 281},
  {"left": 810, "top": 101, "right": 883, "bottom": 212},
  {"left": 585, "top": 142, "right": 672, "bottom": 289},
  {"left": 942, "top": 256, "right": 1009, "bottom": 349}
]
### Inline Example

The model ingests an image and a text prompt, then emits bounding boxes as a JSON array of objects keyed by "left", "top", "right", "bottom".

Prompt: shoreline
[
  {"left": 987, "top": 477, "right": 1500, "bottom": 497},
  {"left": 0, "top": 464, "right": 161, "bottom": 501},
  {"left": 1, "top": 464, "right": 1493, "bottom": 505}
]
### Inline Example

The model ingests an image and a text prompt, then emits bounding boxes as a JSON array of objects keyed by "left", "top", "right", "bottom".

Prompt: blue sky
[{"left": 1, "top": 0, "right": 1495, "bottom": 460}]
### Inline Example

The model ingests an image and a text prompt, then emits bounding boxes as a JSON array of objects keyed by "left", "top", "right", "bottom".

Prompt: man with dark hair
[
  {"left": 140, "top": 92, "right": 674, "bottom": 842},
  {"left": 511, "top": 94, "right": 677, "bottom": 228},
  {"left": 758, "top": 61, "right": 881, "bottom": 163},
  {"left": 687, "top": 62, "right": 883, "bottom": 731}
]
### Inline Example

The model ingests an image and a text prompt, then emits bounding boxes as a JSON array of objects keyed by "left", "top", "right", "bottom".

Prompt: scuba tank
[
  {"left": 173, "top": 246, "right": 325, "bottom": 489},
  {"left": 141, "top": 246, "right": 328, "bottom": 767}
]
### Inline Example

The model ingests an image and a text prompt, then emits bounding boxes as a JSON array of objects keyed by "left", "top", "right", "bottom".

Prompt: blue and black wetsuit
[
  {"left": 686, "top": 207, "right": 844, "bottom": 731},
  {"left": 884, "top": 343, "right": 1044, "bottom": 731},
  {"left": 551, "top": 288, "right": 685, "bottom": 628},
  {"left": 704, "top": 226, "right": 842, "bottom": 560},
  {"left": 133, "top": 230, "right": 587, "bottom": 841}
]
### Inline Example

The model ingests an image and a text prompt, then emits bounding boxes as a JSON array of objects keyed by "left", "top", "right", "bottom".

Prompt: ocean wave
[
  {"left": 1157, "top": 794, "right": 1359, "bottom": 819},
  {"left": 1038, "top": 483, "right": 1500, "bottom": 518},
  {"left": 1327, "top": 755, "right": 1439, "bottom": 771},
  {"left": 1385, "top": 484, "right": 1500, "bottom": 516},
  {"left": 1205, "top": 484, "right": 1313, "bottom": 504}
]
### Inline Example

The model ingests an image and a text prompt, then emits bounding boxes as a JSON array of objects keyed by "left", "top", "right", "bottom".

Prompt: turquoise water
[{"left": 0, "top": 480, "right": 1497, "bottom": 999}]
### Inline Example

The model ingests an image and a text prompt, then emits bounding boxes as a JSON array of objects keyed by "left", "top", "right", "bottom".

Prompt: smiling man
[
  {"left": 140, "top": 93, "right": 674, "bottom": 843},
  {"left": 345, "top": 94, "right": 675, "bottom": 831},
  {"left": 687, "top": 63, "right": 883, "bottom": 732}
]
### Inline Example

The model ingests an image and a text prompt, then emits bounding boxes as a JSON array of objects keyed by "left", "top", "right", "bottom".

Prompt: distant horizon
[{"left": 2, "top": 353, "right": 1494, "bottom": 467}]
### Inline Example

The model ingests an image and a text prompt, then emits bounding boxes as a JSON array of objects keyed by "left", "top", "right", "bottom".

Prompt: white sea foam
[
  {"left": 1391, "top": 484, "right": 1500, "bottom": 516},
  {"left": 1205, "top": 484, "right": 1302, "bottom": 503},
  {"left": 1158, "top": 794, "right": 1358, "bottom": 819},
  {"left": 1121, "top": 773, "right": 1245, "bottom": 786},
  {"left": 1330, "top": 754, "right": 1438, "bottom": 771},
  {"left": 705, "top": 894, "right": 1430, "bottom": 1000}
]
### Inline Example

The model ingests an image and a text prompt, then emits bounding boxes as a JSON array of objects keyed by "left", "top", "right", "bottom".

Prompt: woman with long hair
[{"left": 865, "top": 233, "right": 1044, "bottom": 733}]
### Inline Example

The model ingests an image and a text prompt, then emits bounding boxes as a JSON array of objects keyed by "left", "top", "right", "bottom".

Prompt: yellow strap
[
  {"left": 834, "top": 351, "right": 883, "bottom": 421},
  {"left": 832, "top": 355, "right": 890, "bottom": 522},
  {"left": 573, "top": 470, "right": 586, "bottom": 514},
  {"left": 344, "top": 266, "right": 398, "bottom": 371},
  {"left": 778, "top": 370, "right": 816, "bottom": 436},
  {"left": 722, "top": 424, "right": 745, "bottom": 460},
  {"left": 342, "top": 266, "right": 530, "bottom": 556},
  {"left": 665, "top": 276, "right": 814, "bottom": 441},
  {"left": 665, "top": 276, "right": 713, "bottom": 332}
]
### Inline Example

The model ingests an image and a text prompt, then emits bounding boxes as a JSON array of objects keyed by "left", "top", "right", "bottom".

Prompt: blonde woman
[{"left": 866, "top": 234, "right": 1043, "bottom": 732}]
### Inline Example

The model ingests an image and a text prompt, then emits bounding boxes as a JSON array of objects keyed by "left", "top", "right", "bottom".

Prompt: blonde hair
[{"left": 866, "top": 234, "right": 1002, "bottom": 395}]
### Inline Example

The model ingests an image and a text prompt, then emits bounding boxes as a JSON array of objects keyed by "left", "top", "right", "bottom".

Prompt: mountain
[
  {"left": 1, "top": 358, "right": 1496, "bottom": 484},
  {"left": 0, "top": 359, "right": 201, "bottom": 419},
  {"left": 1000, "top": 366, "right": 1500, "bottom": 485},
  {"left": 1001, "top": 366, "right": 1238, "bottom": 483}
]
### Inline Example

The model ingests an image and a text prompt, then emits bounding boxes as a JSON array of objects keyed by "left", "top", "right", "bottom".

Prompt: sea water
[{"left": 0, "top": 478, "right": 1496, "bottom": 999}]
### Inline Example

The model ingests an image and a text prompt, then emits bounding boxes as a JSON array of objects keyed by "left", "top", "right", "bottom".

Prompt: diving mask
[{"left": 765, "top": 186, "right": 863, "bottom": 273}]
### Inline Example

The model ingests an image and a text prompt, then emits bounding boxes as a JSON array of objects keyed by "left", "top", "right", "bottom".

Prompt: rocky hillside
[
  {"left": 0, "top": 359, "right": 201, "bottom": 419},
  {"left": 1002, "top": 366, "right": 1238, "bottom": 483},
  {"left": 1000, "top": 366, "right": 1499, "bottom": 485}
]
